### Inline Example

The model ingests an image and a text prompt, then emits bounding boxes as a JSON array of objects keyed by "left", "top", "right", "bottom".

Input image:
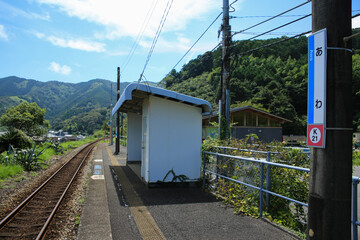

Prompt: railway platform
[{"left": 77, "top": 142, "right": 300, "bottom": 240}]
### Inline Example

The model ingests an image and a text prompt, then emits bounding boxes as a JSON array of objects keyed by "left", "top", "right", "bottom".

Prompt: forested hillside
[
  {"left": 161, "top": 30, "right": 360, "bottom": 135},
  {"left": 0, "top": 76, "right": 130, "bottom": 134}
]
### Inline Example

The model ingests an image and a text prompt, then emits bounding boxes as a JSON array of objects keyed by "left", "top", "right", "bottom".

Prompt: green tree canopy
[{"left": 0, "top": 102, "right": 50, "bottom": 136}]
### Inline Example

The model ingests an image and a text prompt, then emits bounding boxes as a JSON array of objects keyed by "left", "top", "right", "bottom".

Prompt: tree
[{"left": 0, "top": 102, "right": 50, "bottom": 136}]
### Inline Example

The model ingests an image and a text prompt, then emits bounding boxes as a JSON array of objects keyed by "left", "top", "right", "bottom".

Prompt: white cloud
[
  {"left": 0, "top": 24, "right": 8, "bottom": 41},
  {"left": 48, "top": 61, "right": 72, "bottom": 75},
  {"left": 47, "top": 36, "right": 106, "bottom": 52},
  {"left": 0, "top": 1, "right": 50, "bottom": 21},
  {"left": 35, "top": 0, "right": 219, "bottom": 39},
  {"left": 34, "top": 32, "right": 106, "bottom": 52}
]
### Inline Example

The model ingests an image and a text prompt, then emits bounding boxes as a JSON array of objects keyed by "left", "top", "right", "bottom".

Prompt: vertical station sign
[{"left": 307, "top": 28, "right": 327, "bottom": 148}]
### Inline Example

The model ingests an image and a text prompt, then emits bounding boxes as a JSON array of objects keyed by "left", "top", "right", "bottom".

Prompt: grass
[
  {"left": 0, "top": 164, "right": 23, "bottom": 179},
  {"left": 0, "top": 136, "right": 99, "bottom": 181}
]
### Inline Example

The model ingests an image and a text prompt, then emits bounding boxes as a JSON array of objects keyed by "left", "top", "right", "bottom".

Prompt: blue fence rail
[{"left": 202, "top": 147, "right": 360, "bottom": 240}]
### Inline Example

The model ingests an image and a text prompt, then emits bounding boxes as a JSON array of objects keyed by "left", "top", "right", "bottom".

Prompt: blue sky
[{"left": 0, "top": 0, "right": 359, "bottom": 84}]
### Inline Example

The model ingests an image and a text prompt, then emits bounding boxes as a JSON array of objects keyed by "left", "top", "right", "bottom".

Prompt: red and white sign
[{"left": 307, "top": 124, "right": 325, "bottom": 148}]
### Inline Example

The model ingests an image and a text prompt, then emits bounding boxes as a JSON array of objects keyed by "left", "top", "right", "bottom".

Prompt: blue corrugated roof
[{"left": 112, "top": 83, "right": 212, "bottom": 116}]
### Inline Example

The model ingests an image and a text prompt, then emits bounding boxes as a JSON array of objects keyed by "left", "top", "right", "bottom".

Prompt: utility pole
[
  {"left": 307, "top": 0, "right": 352, "bottom": 239},
  {"left": 219, "top": 0, "right": 231, "bottom": 140},
  {"left": 110, "top": 83, "right": 113, "bottom": 145},
  {"left": 115, "top": 67, "right": 120, "bottom": 154}
]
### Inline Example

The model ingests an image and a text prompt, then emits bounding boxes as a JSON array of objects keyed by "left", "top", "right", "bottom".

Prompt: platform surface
[{"left": 77, "top": 142, "right": 299, "bottom": 240}]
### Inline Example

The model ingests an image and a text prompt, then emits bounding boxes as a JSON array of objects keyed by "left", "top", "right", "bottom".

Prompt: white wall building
[{"left": 112, "top": 83, "right": 212, "bottom": 184}]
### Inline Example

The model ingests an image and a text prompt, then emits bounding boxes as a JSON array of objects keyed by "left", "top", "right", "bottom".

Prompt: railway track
[{"left": 0, "top": 141, "right": 98, "bottom": 240}]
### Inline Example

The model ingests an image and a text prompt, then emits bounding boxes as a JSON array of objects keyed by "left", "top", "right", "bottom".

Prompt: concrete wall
[
  {"left": 144, "top": 96, "right": 202, "bottom": 183},
  {"left": 127, "top": 112, "right": 142, "bottom": 162}
]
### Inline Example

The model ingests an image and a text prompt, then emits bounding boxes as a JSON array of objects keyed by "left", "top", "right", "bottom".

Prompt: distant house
[
  {"left": 47, "top": 130, "right": 81, "bottom": 142},
  {"left": 202, "top": 106, "right": 291, "bottom": 142}
]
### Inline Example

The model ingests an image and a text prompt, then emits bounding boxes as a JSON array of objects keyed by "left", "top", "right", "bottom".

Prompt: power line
[
  {"left": 231, "top": 14, "right": 308, "bottom": 19},
  {"left": 234, "top": 30, "right": 311, "bottom": 56},
  {"left": 138, "top": 0, "right": 174, "bottom": 83},
  {"left": 233, "top": 31, "right": 305, "bottom": 36},
  {"left": 121, "top": 0, "right": 159, "bottom": 74},
  {"left": 232, "top": 14, "right": 311, "bottom": 47},
  {"left": 232, "top": 1, "right": 311, "bottom": 36},
  {"left": 168, "top": 12, "right": 223, "bottom": 73}
]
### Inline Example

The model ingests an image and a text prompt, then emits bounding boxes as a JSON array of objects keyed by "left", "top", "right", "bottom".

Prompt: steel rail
[
  {"left": 36, "top": 144, "right": 95, "bottom": 240},
  {"left": 0, "top": 141, "right": 97, "bottom": 238}
]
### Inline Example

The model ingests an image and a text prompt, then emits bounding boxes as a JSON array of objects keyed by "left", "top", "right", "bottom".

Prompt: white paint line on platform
[
  {"left": 91, "top": 175, "right": 105, "bottom": 180},
  {"left": 94, "top": 159, "right": 103, "bottom": 162}
]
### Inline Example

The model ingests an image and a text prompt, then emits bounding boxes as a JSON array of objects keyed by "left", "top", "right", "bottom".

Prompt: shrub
[
  {"left": 203, "top": 137, "right": 309, "bottom": 234},
  {"left": 0, "top": 129, "right": 32, "bottom": 153},
  {"left": 14, "top": 144, "right": 47, "bottom": 171}
]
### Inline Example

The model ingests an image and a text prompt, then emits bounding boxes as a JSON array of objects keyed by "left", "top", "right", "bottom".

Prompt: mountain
[
  {"left": 160, "top": 29, "right": 360, "bottom": 135},
  {"left": 0, "top": 76, "right": 134, "bottom": 134}
]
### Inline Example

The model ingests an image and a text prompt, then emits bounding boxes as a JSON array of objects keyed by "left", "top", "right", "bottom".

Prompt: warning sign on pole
[{"left": 307, "top": 29, "right": 327, "bottom": 148}]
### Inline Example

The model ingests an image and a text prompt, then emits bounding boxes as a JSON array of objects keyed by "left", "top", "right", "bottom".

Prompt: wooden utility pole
[
  {"left": 110, "top": 83, "right": 113, "bottom": 145},
  {"left": 115, "top": 67, "right": 120, "bottom": 154},
  {"left": 220, "top": 0, "right": 231, "bottom": 140},
  {"left": 307, "top": 0, "right": 352, "bottom": 239}
]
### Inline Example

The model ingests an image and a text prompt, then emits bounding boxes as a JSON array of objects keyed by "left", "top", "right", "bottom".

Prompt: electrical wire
[
  {"left": 168, "top": 12, "right": 222, "bottom": 73},
  {"left": 233, "top": 31, "right": 305, "bottom": 36},
  {"left": 138, "top": 0, "right": 174, "bottom": 83},
  {"left": 232, "top": 14, "right": 311, "bottom": 47},
  {"left": 229, "top": 0, "right": 238, "bottom": 13},
  {"left": 234, "top": 30, "right": 311, "bottom": 56},
  {"left": 231, "top": 14, "right": 308, "bottom": 19},
  {"left": 121, "top": 0, "right": 159, "bottom": 74},
  {"left": 232, "top": 1, "right": 311, "bottom": 37}
]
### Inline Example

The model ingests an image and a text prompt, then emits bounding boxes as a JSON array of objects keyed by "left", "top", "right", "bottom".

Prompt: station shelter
[{"left": 112, "top": 83, "right": 212, "bottom": 184}]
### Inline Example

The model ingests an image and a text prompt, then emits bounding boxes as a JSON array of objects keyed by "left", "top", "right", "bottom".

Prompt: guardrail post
[
  {"left": 353, "top": 179, "right": 358, "bottom": 240},
  {"left": 266, "top": 152, "right": 271, "bottom": 208},
  {"left": 202, "top": 152, "right": 206, "bottom": 189},
  {"left": 260, "top": 162, "right": 264, "bottom": 218}
]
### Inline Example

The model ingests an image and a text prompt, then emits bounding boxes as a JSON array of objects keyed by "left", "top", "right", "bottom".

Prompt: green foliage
[
  {"left": 353, "top": 151, "right": 360, "bottom": 166},
  {"left": 0, "top": 102, "right": 49, "bottom": 136},
  {"left": 0, "top": 129, "right": 32, "bottom": 153},
  {"left": 93, "top": 129, "right": 108, "bottom": 138},
  {"left": 12, "top": 144, "right": 47, "bottom": 171},
  {"left": 0, "top": 164, "right": 23, "bottom": 179},
  {"left": 52, "top": 141, "right": 64, "bottom": 154},
  {"left": 53, "top": 108, "right": 109, "bottom": 135},
  {"left": 203, "top": 137, "right": 309, "bottom": 234},
  {"left": 0, "top": 76, "right": 136, "bottom": 135},
  {"left": 162, "top": 36, "right": 360, "bottom": 135}
]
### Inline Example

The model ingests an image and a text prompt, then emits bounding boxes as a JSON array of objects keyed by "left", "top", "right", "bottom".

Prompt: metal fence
[{"left": 202, "top": 146, "right": 360, "bottom": 240}]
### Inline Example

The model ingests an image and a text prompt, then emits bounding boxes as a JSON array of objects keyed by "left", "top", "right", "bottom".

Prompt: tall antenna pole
[{"left": 220, "top": 0, "right": 231, "bottom": 140}]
